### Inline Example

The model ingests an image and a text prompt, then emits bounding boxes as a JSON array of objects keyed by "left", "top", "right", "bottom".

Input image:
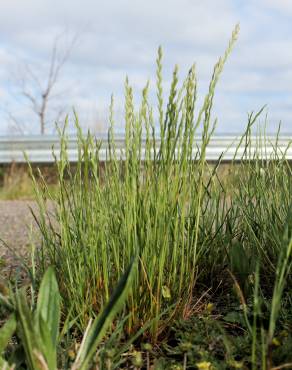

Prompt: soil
[{"left": 0, "top": 200, "right": 41, "bottom": 279}]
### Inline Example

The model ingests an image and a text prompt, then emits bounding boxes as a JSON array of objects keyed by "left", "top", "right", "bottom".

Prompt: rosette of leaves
[{"left": 0, "top": 258, "right": 135, "bottom": 369}]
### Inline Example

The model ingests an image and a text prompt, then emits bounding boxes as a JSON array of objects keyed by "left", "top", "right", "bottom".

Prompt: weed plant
[{"left": 0, "top": 261, "right": 135, "bottom": 369}]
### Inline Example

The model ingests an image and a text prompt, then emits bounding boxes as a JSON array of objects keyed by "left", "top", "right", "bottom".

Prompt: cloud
[
  {"left": 0, "top": 0, "right": 291, "bottom": 134},
  {"left": 263, "top": 0, "right": 292, "bottom": 15}
]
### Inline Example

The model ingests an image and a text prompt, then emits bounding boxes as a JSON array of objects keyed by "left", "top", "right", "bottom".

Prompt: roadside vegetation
[
  {"left": 1, "top": 25, "right": 292, "bottom": 369},
  {"left": 0, "top": 164, "right": 35, "bottom": 200},
  {"left": 0, "top": 164, "right": 59, "bottom": 200}
]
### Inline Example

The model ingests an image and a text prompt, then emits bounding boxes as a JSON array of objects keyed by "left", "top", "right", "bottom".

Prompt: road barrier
[{"left": 0, "top": 134, "right": 292, "bottom": 163}]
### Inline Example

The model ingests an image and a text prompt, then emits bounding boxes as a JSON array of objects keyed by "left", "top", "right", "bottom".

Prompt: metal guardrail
[{"left": 0, "top": 134, "right": 292, "bottom": 163}]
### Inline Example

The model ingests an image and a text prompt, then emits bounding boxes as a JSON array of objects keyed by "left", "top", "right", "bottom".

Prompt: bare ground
[{"left": 0, "top": 200, "right": 41, "bottom": 278}]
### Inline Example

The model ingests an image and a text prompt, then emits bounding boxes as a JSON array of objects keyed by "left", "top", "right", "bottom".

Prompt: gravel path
[{"left": 0, "top": 201, "right": 41, "bottom": 277}]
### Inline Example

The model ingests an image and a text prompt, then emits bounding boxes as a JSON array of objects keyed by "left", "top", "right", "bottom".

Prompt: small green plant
[{"left": 0, "top": 258, "right": 135, "bottom": 369}]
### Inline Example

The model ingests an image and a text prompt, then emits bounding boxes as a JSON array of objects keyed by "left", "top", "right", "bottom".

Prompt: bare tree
[{"left": 13, "top": 33, "right": 77, "bottom": 135}]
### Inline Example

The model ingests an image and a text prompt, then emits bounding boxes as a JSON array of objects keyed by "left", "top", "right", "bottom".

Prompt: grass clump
[{"left": 30, "top": 25, "right": 239, "bottom": 339}]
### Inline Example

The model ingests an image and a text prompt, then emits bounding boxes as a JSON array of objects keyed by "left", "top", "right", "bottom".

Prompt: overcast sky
[{"left": 0, "top": 0, "right": 292, "bottom": 135}]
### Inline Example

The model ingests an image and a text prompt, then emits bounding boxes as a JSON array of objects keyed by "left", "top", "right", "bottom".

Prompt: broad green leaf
[
  {"left": 73, "top": 257, "right": 136, "bottom": 370},
  {"left": 38, "top": 315, "right": 57, "bottom": 370},
  {"left": 15, "top": 289, "right": 42, "bottom": 370},
  {"left": 36, "top": 267, "right": 60, "bottom": 347},
  {"left": 0, "top": 314, "right": 16, "bottom": 353}
]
